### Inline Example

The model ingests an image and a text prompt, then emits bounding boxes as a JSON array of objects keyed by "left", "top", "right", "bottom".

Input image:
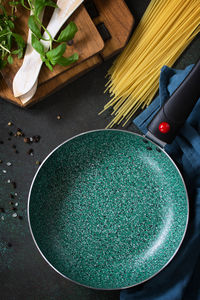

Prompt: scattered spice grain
[
  {"left": 33, "top": 135, "right": 40, "bottom": 143},
  {"left": 11, "top": 182, "right": 17, "bottom": 189},
  {"left": 67, "top": 39, "right": 74, "bottom": 46},
  {"left": 16, "top": 131, "right": 22, "bottom": 136},
  {"left": 27, "top": 149, "right": 34, "bottom": 155},
  {"left": 24, "top": 137, "right": 30, "bottom": 143}
]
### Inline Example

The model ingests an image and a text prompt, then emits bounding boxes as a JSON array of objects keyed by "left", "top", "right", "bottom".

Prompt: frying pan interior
[{"left": 28, "top": 130, "right": 188, "bottom": 289}]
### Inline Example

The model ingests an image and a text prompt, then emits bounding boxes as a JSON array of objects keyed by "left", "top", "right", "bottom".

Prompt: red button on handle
[{"left": 159, "top": 122, "right": 170, "bottom": 133}]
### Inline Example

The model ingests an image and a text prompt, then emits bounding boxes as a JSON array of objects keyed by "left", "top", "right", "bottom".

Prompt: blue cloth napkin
[{"left": 120, "top": 65, "right": 200, "bottom": 300}]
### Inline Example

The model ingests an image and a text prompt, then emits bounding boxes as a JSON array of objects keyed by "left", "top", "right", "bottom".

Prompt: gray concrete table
[{"left": 0, "top": 1, "right": 200, "bottom": 299}]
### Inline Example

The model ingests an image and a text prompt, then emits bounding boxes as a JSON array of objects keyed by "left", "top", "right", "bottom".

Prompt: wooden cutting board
[
  {"left": 0, "top": 4, "right": 104, "bottom": 90},
  {"left": 0, "top": 0, "right": 134, "bottom": 107}
]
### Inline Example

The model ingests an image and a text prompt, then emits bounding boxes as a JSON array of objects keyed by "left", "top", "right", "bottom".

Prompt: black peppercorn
[
  {"left": 33, "top": 135, "right": 40, "bottom": 143},
  {"left": 67, "top": 39, "right": 74, "bottom": 46},
  {"left": 27, "top": 149, "right": 33, "bottom": 155},
  {"left": 11, "top": 182, "right": 17, "bottom": 189}
]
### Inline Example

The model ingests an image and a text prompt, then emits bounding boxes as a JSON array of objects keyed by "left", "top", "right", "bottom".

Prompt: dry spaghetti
[{"left": 101, "top": 0, "right": 200, "bottom": 128}]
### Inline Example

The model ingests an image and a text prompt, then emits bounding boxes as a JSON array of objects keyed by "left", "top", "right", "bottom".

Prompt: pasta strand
[{"left": 102, "top": 0, "right": 200, "bottom": 127}]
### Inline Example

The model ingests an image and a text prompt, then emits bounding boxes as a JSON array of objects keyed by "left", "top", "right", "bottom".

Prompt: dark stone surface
[{"left": 0, "top": 1, "right": 199, "bottom": 299}]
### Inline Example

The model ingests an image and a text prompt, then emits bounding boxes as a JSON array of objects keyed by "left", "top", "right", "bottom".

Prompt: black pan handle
[{"left": 147, "top": 59, "right": 200, "bottom": 144}]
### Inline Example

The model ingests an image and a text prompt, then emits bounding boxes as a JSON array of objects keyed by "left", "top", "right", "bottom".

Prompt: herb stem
[
  {"left": 0, "top": 32, "right": 11, "bottom": 38},
  {"left": 27, "top": 0, "right": 33, "bottom": 11},
  {"left": 36, "top": 17, "right": 53, "bottom": 50},
  {"left": 0, "top": 43, "right": 10, "bottom": 53},
  {"left": 21, "top": 0, "right": 31, "bottom": 11}
]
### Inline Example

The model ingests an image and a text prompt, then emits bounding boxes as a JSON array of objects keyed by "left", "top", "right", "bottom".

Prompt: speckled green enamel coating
[{"left": 29, "top": 130, "right": 188, "bottom": 289}]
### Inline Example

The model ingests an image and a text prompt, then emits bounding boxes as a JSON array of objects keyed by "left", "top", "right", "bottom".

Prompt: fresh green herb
[
  {"left": 30, "top": 20, "right": 79, "bottom": 71},
  {"left": 31, "top": 33, "right": 44, "bottom": 55},
  {"left": 28, "top": 15, "right": 43, "bottom": 39},
  {"left": 56, "top": 53, "right": 79, "bottom": 67},
  {"left": 56, "top": 22, "right": 78, "bottom": 43},
  {"left": 0, "top": 1, "right": 25, "bottom": 69},
  {"left": 46, "top": 43, "right": 66, "bottom": 65},
  {"left": 0, "top": 0, "right": 79, "bottom": 71},
  {"left": 22, "top": 0, "right": 79, "bottom": 71}
]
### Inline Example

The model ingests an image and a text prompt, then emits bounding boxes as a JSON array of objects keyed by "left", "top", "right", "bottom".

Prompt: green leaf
[
  {"left": 28, "top": 15, "right": 42, "bottom": 39},
  {"left": 56, "top": 53, "right": 79, "bottom": 67},
  {"left": 34, "top": 0, "right": 46, "bottom": 18},
  {"left": 12, "top": 33, "right": 25, "bottom": 49},
  {"left": 57, "top": 22, "right": 78, "bottom": 43},
  {"left": 31, "top": 34, "right": 45, "bottom": 55},
  {"left": 0, "top": 59, "right": 7, "bottom": 70},
  {"left": 12, "top": 48, "right": 23, "bottom": 58},
  {"left": 12, "top": 49, "right": 20, "bottom": 54},
  {"left": 7, "top": 32, "right": 12, "bottom": 50},
  {"left": 7, "top": 54, "right": 13, "bottom": 64},
  {"left": 46, "top": 43, "right": 66, "bottom": 65},
  {"left": 0, "top": 4, "right": 7, "bottom": 16},
  {"left": 45, "top": 59, "right": 53, "bottom": 71},
  {"left": 40, "top": 54, "right": 46, "bottom": 62},
  {"left": 17, "top": 48, "right": 23, "bottom": 59},
  {"left": 7, "top": 20, "right": 15, "bottom": 29},
  {"left": 34, "top": 0, "right": 57, "bottom": 17},
  {"left": 45, "top": 0, "right": 58, "bottom": 9}
]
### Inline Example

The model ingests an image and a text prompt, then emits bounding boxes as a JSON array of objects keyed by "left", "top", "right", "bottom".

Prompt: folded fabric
[{"left": 120, "top": 65, "right": 200, "bottom": 300}]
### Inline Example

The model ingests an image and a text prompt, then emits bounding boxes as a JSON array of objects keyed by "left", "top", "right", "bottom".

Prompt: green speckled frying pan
[{"left": 28, "top": 61, "right": 200, "bottom": 290}]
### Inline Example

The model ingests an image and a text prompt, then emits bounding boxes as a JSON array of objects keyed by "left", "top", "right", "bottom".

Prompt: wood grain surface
[{"left": 93, "top": 0, "right": 134, "bottom": 59}]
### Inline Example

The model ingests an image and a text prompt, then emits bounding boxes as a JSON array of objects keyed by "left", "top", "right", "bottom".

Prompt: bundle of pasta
[{"left": 102, "top": 0, "right": 200, "bottom": 128}]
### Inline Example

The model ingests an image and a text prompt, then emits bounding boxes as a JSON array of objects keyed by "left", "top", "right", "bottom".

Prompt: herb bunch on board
[
  {"left": 24, "top": 0, "right": 79, "bottom": 71},
  {"left": 0, "top": 1, "right": 25, "bottom": 69},
  {"left": 0, "top": 0, "right": 79, "bottom": 71}
]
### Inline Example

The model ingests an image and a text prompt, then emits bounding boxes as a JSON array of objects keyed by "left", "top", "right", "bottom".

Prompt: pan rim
[{"left": 27, "top": 128, "right": 189, "bottom": 291}]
